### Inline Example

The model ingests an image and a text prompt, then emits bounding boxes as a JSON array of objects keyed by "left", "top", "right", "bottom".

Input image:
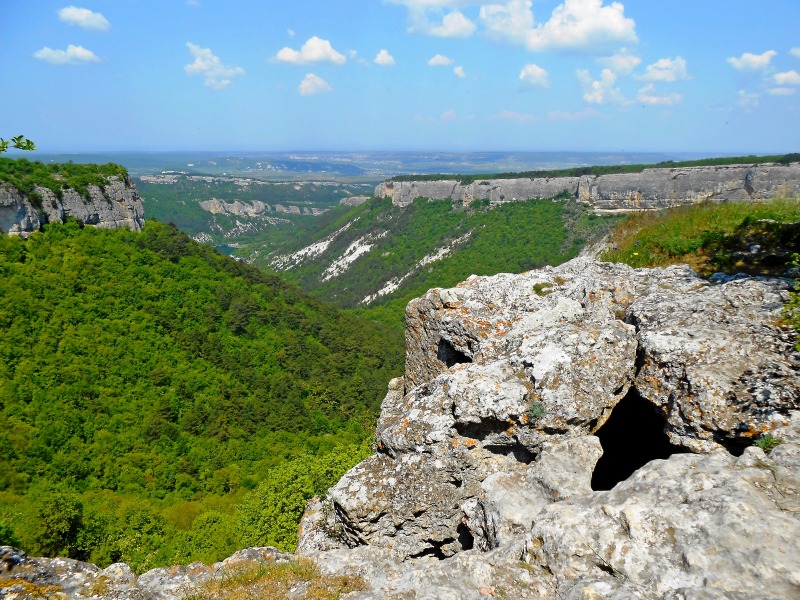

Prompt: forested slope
[
  {"left": 260, "top": 196, "right": 621, "bottom": 328},
  {"left": 0, "top": 220, "right": 402, "bottom": 570}
]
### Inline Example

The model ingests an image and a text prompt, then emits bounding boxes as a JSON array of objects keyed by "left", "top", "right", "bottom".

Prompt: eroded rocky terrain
[{"left": 2, "top": 258, "right": 799, "bottom": 599}]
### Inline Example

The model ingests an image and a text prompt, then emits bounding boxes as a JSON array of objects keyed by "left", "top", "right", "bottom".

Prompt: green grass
[{"left": 600, "top": 198, "right": 800, "bottom": 276}]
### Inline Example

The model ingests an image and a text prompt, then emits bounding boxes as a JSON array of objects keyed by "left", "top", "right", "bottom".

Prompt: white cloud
[
  {"left": 184, "top": 42, "right": 244, "bottom": 89},
  {"left": 547, "top": 108, "right": 599, "bottom": 120},
  {"left": 287, "top": 28, "right": 296, "bottom": 37},
  {"left": 577, "top": 68, "right": 623, "bottom": 104},
  {"left": 454, "top": 65, "right": 466, "bottom": 78},
  {"left": 388, "top": 1, "right": 476, "bottom": 37},
  {"left": 58, "top": 6, "right": 110, "bottom": 31},
  {"left": 429, "top": 10, "right": 476, "bottom": 37},
  {"left": 598, "top": 49, "right": 641, "bottom": 75},
  {"left": 428, "top": 54, "right": 454, "bottom": 66},
  {"left": 791, "top": 48, "right": 800, "bottom": 59},
  {"left": 493, "top": 110, "right": 537, "bottom": 123},
  {"left": 637, "top": 84, "right": 682, "bottom": 105},
  {"left": 769, "top": 87, "right": 796, "bottom": 96},
  {"left": 276, "top": 36, "right": 346, "bottom": 65},
  {"left": 441, "top": 109, "right": 457, "bottom": 121},
  {"left": 727, "top": 50, "right": 777, "bottom": 71},
  {"left": 519, "top": 63, "right": 549, "bottom": 87},
  {"left": 775, "top": 70, "right": 800, "bottom": 86},
  {"left": 299, "top": 73, "right": 332, "bottom": 96},
  {"left": 374, "top": 49, "right": 396, "bottom": 66},
  {"left": 481, "top": 0, "right": 637, "bottom": 52},
  {"left": 638, "top": 56, "right": 689, "bottom": 82},
  {"left": 34, "top": 44, "right": 100, "bottom": 65},
  {"left": 737, "top": 90, "right": 760, "bottom": 109}
]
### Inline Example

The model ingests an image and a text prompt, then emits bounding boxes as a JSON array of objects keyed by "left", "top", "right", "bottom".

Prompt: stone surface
[
  {"left": 375, "top": 162, "right": 800, "bottom": 210},
  {"left": 0, "top": 546, "right": 293, "bottom": 599},
  {"left": 0, "top": 176, "right": 144, "bottom": 237},
  {"left": 300, "top": 257, "right": 800, "bottom": 599}
]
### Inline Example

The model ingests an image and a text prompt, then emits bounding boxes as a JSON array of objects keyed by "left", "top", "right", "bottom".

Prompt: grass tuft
[{"left": 182, "top": 558, "right": 368, "bottom": 600}]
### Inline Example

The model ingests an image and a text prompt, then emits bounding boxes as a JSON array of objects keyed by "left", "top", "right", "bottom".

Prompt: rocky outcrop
[
  {"left": 375, "top": 162, "right": 800, "bottom": 210},
  {"left": 0, "top": 176, "right": 144, "bottom": 237},
  {"left": 298, "top": 258, "right": 800, "bottom": 598},
  {"left": 0, "top": 546, "right": 294, "bottom": 599}
]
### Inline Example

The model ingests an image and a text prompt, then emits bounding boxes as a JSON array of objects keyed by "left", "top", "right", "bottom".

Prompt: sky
[{"left": 2, "top": 0, "right": 799, "bottom": 153}]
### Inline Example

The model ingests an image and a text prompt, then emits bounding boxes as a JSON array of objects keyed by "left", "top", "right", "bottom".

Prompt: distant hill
[{"left": 254, "top": 196, "right": 621, "bottom": 328}]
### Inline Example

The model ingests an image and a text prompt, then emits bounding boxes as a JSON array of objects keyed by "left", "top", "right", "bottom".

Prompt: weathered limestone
[
  {"left": 0, "top": 176, "right": 144, "bottom": 237},
  {"left": 300, "top": 257, "right": 800, "bottom": 598},
  {"left": 375, "top": 162, "right": 800, "bottom": 210}
]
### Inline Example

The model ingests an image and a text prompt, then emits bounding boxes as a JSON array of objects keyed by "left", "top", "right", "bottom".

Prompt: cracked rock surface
[{"left": 300, "top": 257, "right": 800, "bottom": 598}]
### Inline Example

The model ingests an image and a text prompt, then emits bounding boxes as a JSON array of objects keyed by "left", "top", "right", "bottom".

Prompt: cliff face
[
  {"left": 375, "top": 162, "right": 800, "bottom": 210},
  {"left": 297, "top": 258, "right": 800, "bottom": 599},
  {"left": 0, "top": 175, "right": 145, "bottom": 236}
]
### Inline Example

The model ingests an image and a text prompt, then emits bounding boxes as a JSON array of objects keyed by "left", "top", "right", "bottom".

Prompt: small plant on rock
[
  {"left": 528, "top": 402, "right": 546, "bottom": 422},
  {"left": 754, "top": 434, "right": 784, "bottom": 454}
]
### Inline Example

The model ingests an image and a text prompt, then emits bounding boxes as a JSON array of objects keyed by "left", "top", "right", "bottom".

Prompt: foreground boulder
[{"left": 298, "top": 258, "right": 800, "bottom": 598}]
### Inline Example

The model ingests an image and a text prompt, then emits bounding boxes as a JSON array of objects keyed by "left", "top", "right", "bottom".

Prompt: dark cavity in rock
[
  {"left": 457, "top": 523, "right": 475, "bottom": 551},
  {"left": 437, "top": 338, "right": 472, "bottom": 368},
  {"left": 591, "top": 389, "right": 688, "bottom": 491}
]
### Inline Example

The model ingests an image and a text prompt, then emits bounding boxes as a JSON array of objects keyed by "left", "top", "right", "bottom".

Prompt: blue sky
[{"left": 2, "top": 0, "right": 799, "bottom": 153}]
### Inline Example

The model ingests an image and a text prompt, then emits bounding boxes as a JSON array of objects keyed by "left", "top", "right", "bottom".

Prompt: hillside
[
  {"left": 0, "top": 220, "right": 403, "bottom": 570},
  {"left": 257, "top": 196, "right": 621, "bottom": 328}
]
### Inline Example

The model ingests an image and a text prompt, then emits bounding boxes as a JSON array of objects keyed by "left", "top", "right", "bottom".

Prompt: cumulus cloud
[
  {"left": 775, "top": 70, "right": 800, "bottom": 86},
  {"left": 769, "top": 87, "right": 796, "bottom": 96},
  {"left": 454, "top": 65, "right": 466, "bottom": 78},
  {"left": 737, "top": 90, "right": 760, "bottom": 109},
  {"left": 481, "top": 0, "right": 637, "bottom": 52},
  {"left": 299, "top": 73, "right": 332, "bottom": 96},
  {"left": 492, "top": 110, "right": 537, "bottom": 123},
  {"left": 598, "top": 49, "right": 641, "bottom": 75},
  {"left": 441, "top": 108, "right": 457, "bottom": 120},
  {"left": 519, "top": 63, "right": 549, "bottom": 87},
  {"left": 58, "top": 6, "right": 110, "bottom": 31},
  {"left": 727, "top": 50, "right": 777, "bottom": 71},
  {"left": 638, "top": 56, "right": 689, "bottom": 82},
  {"left": 388, "top": 1, "right": 476, "bottom": 37},
  {"left": 429, "top": 10, "right": 476, "bottom": 36},
  {"left": 184, "top": 42, "right": 245, "bottom": 89},
  {"left": 791, "top": 48, "right": 800, "bottom": 59},
  {"left": 34, "top": 44, "right": 100, "bottom": 65},
  {"left": 637, "top": 84, "right": 682, "bottom": 105},
  {"left": 428, "top": 54, "right": 454, "bottom": 66},
  {"left": 276, "top": 36, "right": 346, "bottom": 65},
  {"left": 547, "top": 107, "right": 600, "bottom": 120},
  {"left": 577, "top": 68, "right": 623, "bottom": 104},
  {"left": 374, "top": 49, "right": 396, "bottom": 66}
]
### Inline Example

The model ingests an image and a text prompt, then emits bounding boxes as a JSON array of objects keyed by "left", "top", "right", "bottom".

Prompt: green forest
[
  {"left": 0, "top": 219, "right": 403, "bottom": 570},
  {"left": 0, "top": 157, "right": 127, "bottom": 202},
  {"left": 260, "top": 196, "right": 621, "bottom": 329}
]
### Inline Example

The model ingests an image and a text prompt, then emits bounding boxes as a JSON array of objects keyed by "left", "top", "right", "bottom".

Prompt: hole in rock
[
  {"left": 409, "top": 540, "right": 451, "bottom": 560},
  {"left": 457, "top": 523, "right": 474, "bottom": 551},
  {"left": 591, "top": 389, "right": 688, "bottom": 491},
  {"left": 437, "top": 338, "right": 472, "bottom": 368}
]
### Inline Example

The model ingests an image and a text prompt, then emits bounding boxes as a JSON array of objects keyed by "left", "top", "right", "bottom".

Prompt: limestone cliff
[
  {"left": 376, "top": 161, "right": 800, "bottom": 210},
  {"left": 0, "top": 175, "right": 145, "bottom": 237}
]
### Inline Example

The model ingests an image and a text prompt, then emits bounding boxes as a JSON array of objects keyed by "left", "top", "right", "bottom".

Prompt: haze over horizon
[{"left": 3, "top": 1, "right": 799, "bottom": 154}]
